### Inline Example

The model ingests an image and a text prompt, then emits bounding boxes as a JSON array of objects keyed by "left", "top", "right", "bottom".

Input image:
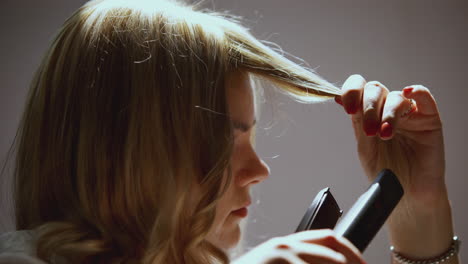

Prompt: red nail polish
[
  {"left": 380, "top": 122, "right": 393, "bottom": 138},
  {"left": 364, "top": 119, "right": 380, "bottom": 136},
  {"left": 403, "top": 87, "right": 413, "bottom": 96},
  {"left": 334, "top": 96, "right": 343, "bottom": 106},
  {"left": 346, "top": 103, "right": 358, "bottom": 115}
]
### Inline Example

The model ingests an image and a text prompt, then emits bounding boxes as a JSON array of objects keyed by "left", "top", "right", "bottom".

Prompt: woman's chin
[{"left": 209, "top": 223, "right": 242, "bottom": 250}]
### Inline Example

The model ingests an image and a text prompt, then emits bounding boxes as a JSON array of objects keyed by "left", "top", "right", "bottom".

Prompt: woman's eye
[
  {"left": 233, "top": 132, "right": 243, "bottom": 142},
  {"left": 233, "top": 129, "right": 248, "bottom": 141}
]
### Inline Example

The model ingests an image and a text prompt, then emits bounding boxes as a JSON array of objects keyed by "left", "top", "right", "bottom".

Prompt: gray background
[{"left": 0, "top": 0, "right": 466, "bottom": 263}]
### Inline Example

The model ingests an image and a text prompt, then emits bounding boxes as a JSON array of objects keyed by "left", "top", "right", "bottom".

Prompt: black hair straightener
[{"left": 295, "top": 169, "right": 404, "bottom": 252}]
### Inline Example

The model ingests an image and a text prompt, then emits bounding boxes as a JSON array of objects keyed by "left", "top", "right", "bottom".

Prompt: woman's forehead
[{"left": 225, "top": 71, "right": 255, "bottom": 127}]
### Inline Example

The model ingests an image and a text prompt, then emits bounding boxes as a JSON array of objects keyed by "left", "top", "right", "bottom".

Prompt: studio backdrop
[{"left": 1, "top": 0, "right": 466, "bottom": 263}]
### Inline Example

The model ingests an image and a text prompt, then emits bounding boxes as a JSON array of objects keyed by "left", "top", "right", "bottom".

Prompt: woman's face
[{"left": 205, "top": 71, "right": 270, "bottom": 250}]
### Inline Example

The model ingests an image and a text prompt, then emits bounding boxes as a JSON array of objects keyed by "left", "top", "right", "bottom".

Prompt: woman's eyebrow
[{"left": 232, "top": 119, "right": 257, "bottom": 132}]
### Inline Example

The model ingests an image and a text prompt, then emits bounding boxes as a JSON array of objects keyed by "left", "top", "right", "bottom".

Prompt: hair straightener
[{"left": 295, "top": 169, "right": 404, "bottom": 252}]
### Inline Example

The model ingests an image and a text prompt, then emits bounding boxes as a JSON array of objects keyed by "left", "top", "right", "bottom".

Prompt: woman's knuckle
[
  {"left": 388, "top": 90, "right": 401, "bottom": 97},
  {"left": 344, "top": 74, "right": 366, "bottom": 90},
  {"left": 366, "top": 80, "right": 382, "bottom": 88},
  {"left": 350, "top": 73, "right": 364, "bottom": 80},
  {"left": 366, "top": 81, "right": 389, "bottom": 94},
  {"left": 415, "top": 85, "right": 430, "bottom": 94}
]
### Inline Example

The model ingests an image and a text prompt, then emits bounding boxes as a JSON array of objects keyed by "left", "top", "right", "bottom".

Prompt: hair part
[{"left": 10, "top": 0, "right": 341, "bottom": 263}]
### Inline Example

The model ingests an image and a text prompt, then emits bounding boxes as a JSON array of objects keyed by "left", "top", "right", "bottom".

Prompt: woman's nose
[{"left": 237, "top": 153, "right": 270, "bottom": 187}]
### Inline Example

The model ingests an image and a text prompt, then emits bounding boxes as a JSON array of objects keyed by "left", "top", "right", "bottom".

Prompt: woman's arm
[
  {"left": 387, "top": 193, "right": 459, "bottom": 264},
  {"left": 335, "top": 74, "right": 459, "bottom": 264}
]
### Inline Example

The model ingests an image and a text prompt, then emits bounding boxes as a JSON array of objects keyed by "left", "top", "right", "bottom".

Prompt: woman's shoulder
[{"left": 0, "top": 229, "right": 47, "bottom": 264}]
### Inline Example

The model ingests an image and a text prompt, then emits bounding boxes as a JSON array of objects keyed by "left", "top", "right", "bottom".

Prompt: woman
[{"left": 0, "top": 0, "right": 459, "bottom": 263}]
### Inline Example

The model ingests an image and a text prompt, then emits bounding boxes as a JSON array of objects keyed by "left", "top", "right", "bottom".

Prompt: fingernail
[
  {"left": 403, "top": 87, "right": 413, "bottom": 96},
  {"left": 334, "top": 96, "right": 343, "bottom": 106},
  {"left": 380, "top": 122, "right": 393, "bottom": 138},
  {"left": 364, "top": 119, "right": 380, "bottom": 136},
  {"left": 346, "top": 102, "right": 358, "bottom": 115}
]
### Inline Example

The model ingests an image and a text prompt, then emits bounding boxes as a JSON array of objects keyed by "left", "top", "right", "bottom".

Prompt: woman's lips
[{"left": 231, "top": 207, "right": 248, "bottom": 218}]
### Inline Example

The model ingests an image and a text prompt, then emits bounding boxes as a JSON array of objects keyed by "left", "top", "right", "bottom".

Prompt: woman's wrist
[
  {"left": 387, "top": 190, "right": 458, "bottom": 262},
  {"left": 390, "top": 236, "right": 460, "bottom": 264}
]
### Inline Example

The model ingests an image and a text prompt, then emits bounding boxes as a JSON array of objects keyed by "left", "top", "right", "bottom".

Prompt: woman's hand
[
  {"left": 334, "top": 74, "right": 457, "bottom": 262},
  {"left": 232, "top": 229, "right": 366, "bottom": 264},
  {"left": 334, "top": 74, "right": 447, "bottom": 207}
]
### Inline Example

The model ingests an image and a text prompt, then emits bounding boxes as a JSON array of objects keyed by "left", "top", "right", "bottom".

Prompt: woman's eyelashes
[
  {"left": 234, "top": 128, "right": 253, "bottom": 141},
  {"left": 232, "top": 119, "right": 256, "bottom": 133}
]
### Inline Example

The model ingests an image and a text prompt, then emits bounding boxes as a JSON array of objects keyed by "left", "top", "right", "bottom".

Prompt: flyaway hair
[{"left": 10, "top": 0, "right": 341, "bottom": 263}]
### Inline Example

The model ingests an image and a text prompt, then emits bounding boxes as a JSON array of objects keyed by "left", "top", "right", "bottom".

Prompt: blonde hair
[{"left": 10, "top": 0, "right": 341, "bottom": 263}]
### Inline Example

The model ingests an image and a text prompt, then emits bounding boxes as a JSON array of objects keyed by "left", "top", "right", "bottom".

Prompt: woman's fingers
[
  {"left": 292, "top": 242, "right": 347, "bottom": 264},
  {"left": 285, "top": 230, "right": 366, "bottom": 264},
  {"left": 265, "top": 252, "right": 308, "bottom": 264},
  {"left": 398, "top": 85, "right": 443, "bottom": 134},
  {"left": 234, "top": 230, "right": 366, "bottom": 264},
  {"left": 337, "top": 74, "right": 390, "bottom": 147},
  {"left": 290, "top": 230, "right": 361, "bottom": 258},
  {"left": 336, "top": 75, "right": 442, "bottom": 140},
  {"left": 340, "top": 74, "right": 365, "bottom": 115},
  {"left": 362, "top": 81, "right": 389, "bottom": 136},
  {"left": 401, "top": 85, "right": 439, "bottom": 116},
  {"left": 379, "top": 91, "right": 414, "bottom": 140},
  {"left": 302, "top": 233, "right": 365, "bottom": 264}
]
